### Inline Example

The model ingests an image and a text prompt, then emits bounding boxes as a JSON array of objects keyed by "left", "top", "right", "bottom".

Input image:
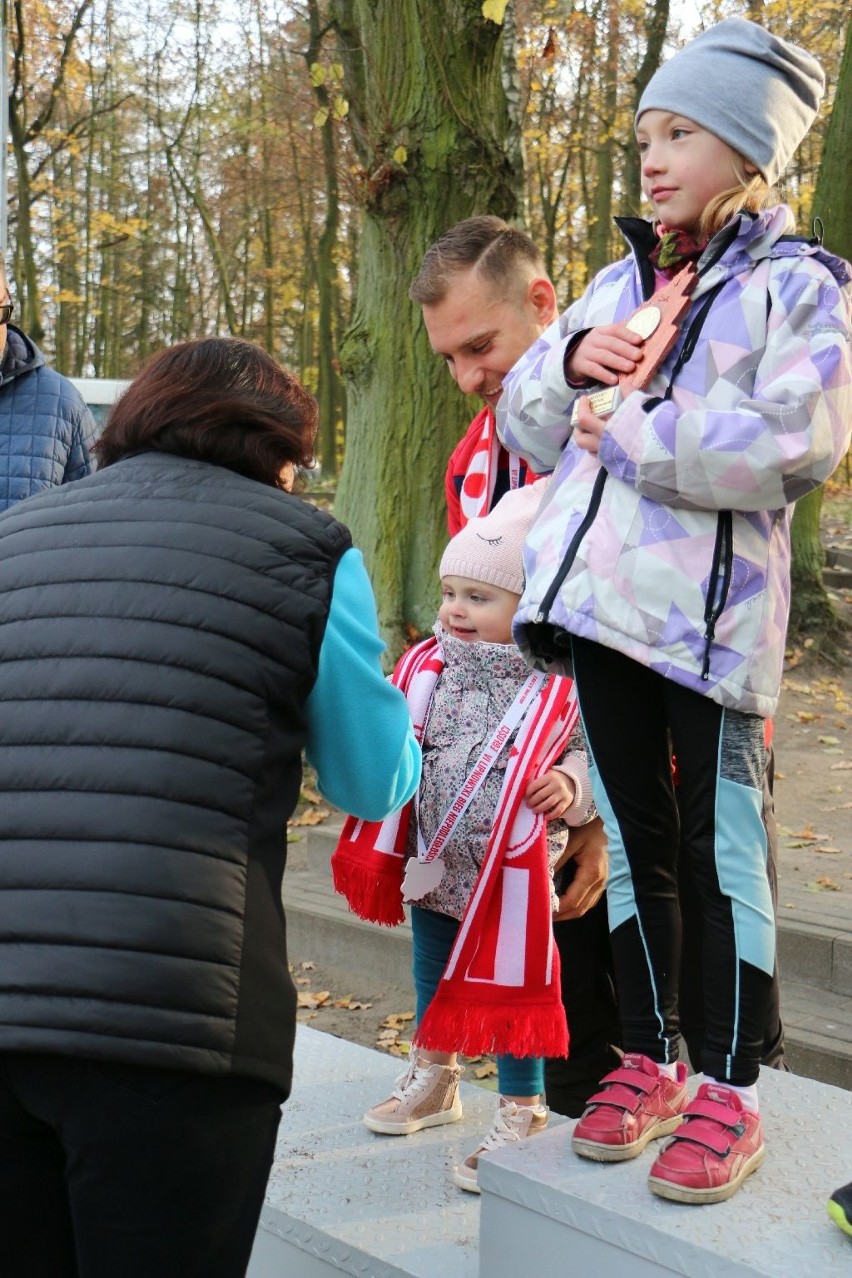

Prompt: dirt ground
[
  {"left": 773, "top": 482, "right": 852, "bottom": 903},
  {"left": 290, "top": 482, "right": 852, "bottom": 1063},
  {"left": 289, "top": 959, "right": 430, "bottom": 1070}
]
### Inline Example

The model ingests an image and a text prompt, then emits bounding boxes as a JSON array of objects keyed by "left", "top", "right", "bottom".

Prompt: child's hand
[
  {"left": 573, "top": 396, "right": 608, "bottom": 456},
  {"left": 565, "top": 323, "right": 643, "bottom": 386},
  {"left": 553, "top": 817, "right": 608, "bottom": 922},
  {"left": 525, "top": 769, "right": 575, "bottom": 819}
]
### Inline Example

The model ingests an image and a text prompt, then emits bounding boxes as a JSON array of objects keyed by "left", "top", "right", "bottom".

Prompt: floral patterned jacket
[{"left": 409, "top": 625, "right": 595, "bottom": 921}]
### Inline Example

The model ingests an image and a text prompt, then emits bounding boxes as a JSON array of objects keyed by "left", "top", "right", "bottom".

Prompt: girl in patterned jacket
[
  {"left": 334, "top": 481, "right": 597, "bottom": 1193},
  {"left": 497, "top": 18, "right": 852, "bottom": 1204}
]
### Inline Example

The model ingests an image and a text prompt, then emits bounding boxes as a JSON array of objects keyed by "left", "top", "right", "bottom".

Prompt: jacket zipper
[
  {"left": 702, "top": 511, "right": 733, "bottom": 680},
  {"left": 653, "top": 281, "right": 726, "bottom": 404},
  {"left": 535, "top": 469, "right": 608, "bottom": 624},
  {"left": 535, "top": 281, "right": 725, "bottom": 629}
]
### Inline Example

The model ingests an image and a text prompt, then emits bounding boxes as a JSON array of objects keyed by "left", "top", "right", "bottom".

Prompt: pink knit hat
[{"left": 439, "top": 479, "right": 548, "bottom": 595}]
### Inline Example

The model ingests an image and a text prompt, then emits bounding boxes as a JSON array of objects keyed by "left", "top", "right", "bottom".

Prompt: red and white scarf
[
  {"left": 331, "top": 636, "right": 576, "bottom": 1059},
  {"left": 459, "top": 407, "right": 505, "bottom": 525}
]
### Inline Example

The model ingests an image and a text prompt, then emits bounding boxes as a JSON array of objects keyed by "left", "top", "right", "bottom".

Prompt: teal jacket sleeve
[{"left": 305, "top": 548, "right": 421, "bottom": 820}]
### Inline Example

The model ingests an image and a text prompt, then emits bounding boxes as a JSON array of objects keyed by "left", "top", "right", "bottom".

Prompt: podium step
[
  {"left": 248, "top": 1025, "right": 553, "bottom": 1277},
  {"left": 479, "top": 1067, "right": 852, "bottom": 1277}
]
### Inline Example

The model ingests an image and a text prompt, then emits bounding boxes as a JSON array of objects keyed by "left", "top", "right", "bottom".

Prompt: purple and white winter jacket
[{"left": 497, "top": 207, "right": 852, "bottom": 718}]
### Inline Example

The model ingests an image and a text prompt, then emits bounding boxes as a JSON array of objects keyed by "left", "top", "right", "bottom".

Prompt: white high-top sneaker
[{"left": 453, "top": 1096, "right": 548, "bottom": 1192}]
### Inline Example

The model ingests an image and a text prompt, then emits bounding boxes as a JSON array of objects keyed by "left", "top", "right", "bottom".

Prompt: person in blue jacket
[
  {"left": 0, "top": 260, "right": 97, "bottom": 511},
  {"left": 0, "top": 336, "right": 420, "bottom": 1278}
]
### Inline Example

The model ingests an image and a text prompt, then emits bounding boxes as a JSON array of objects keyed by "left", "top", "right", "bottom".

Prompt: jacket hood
[{"left": 0, "top": 324, "right": 44, "bottom": 384}]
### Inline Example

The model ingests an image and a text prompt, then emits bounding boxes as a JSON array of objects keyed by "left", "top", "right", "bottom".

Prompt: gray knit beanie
[
  {"left": 439, "top": 479, "right": 548, "bottom": 596},
  {"left": 635, "top": 18, "right": 824, "bottom": 185}
]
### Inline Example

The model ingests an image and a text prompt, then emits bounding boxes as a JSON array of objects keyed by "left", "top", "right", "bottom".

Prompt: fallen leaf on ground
[
  {"left": 830, "top": 761, "right": 852, "bottom": 770},
  {"left": 289, "top": 807, "right": 331, "bottom": 827},
  {"left": 388, "top": 1039, "right": 412, "bottom": 1057},
  {"left": 781, "top": 679, "right": 813, "bottom": 694},
  {"left": 805, "top": 877, "right": 841, "bottom": 892},
  {"left": 297, "top": 990, "right": 330, "bottom": 1009},
  {"left": 294, "top": 976, "right": 312, "bottom": 985},
  {"left": 376, "top": 1029, "right": 400, "bottom": 1044},
  {"left": 814, "top": 847, "right": 841, "bottom": 855},
  {"left": 301, "top": 785, "right": 323, "bottom": 804},
  {"left": 473, "top": 1061, "right": 497, "bottom": 1079},
  {"left": 380, "top": 1012, "right": 415, "bottom": 1028},
  {"left": 300, "top": 961, "right": 316, "bottom": 970}
]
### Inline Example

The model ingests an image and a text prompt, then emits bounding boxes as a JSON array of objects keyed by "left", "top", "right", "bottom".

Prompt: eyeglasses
[{"left": 0, "top": 301, "right": 13, "bottom": 326}]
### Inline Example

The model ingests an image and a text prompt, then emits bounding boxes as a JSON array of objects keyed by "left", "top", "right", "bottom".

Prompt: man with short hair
[
  {"left": 410, "top": 217, "right": 552, "bottom": 535},
  {"left": 0, "top": 261, "right": 96, "bottom": 513},
  {"left": 411, "top": 217, "right": 622, "bottom": 1115}
]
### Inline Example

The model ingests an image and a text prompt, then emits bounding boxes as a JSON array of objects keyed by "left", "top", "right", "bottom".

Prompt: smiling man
[{"left": 410, "top": 218, "right": 558, "bottom": 535}]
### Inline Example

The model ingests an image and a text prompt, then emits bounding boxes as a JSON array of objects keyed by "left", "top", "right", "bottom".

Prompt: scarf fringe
[
  {"left": 414, "top": 995, "right": 569, "bottom": 1060},
  {"left": 330, "top": 853, "right": 405, "bottom": 927}
]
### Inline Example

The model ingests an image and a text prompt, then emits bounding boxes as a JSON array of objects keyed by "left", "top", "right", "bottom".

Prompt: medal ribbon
[{"left": 415, "top": 670, "right": 546, "bottom": 864}]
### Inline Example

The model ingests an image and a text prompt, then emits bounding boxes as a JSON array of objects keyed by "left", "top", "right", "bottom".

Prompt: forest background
[{"left": 5, "top": 0, "right": 851, "bottom": 657}]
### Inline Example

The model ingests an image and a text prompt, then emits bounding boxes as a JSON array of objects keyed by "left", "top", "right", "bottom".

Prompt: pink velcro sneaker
[
  {"left": 648, "top": 1082, "right": 764, "bottom": 1204},
  {"left": 572, "top": 1053, "right": 688, "bottom": 1163}
]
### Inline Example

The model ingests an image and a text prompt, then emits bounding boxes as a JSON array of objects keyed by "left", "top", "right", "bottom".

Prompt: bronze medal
[{"left": 571, "top": 263, "right": 698, "bottom": 425}]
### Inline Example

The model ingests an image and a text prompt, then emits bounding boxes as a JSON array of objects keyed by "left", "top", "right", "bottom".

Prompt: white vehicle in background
[{"left": 69, "top": 377, "right": 130, "bottom": 432}]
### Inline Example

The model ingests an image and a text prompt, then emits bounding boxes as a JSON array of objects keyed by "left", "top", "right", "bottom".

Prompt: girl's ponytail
[{"left": 699, "top": 165, "right": 776, "bottom": 241}]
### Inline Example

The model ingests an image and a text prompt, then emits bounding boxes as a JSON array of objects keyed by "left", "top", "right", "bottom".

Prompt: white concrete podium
[
  {"left": 249, "top": 1029, "right": 852, "bottom": 1277},
  {"left": 479, "top": 1067, "right": 852, "bottom": 1277}
]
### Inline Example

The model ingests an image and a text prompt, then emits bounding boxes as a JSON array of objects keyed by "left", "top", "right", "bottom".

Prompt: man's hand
[
  {"left": 553, "top": 816, "right": 608, "bottom": 922},
  {"left": 565, "top": 323, "right": 643, "bottom": 385},
  {"left": 526, "top": 769, "right": 575, "bottom": 820}
]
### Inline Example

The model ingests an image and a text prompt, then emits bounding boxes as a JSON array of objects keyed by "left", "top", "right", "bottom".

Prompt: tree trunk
[
  {"left": 788, "top": 14, "right": 852, "bottom": 645},
  {"left": 330, "top": 0, "right": 522, "bottom": 657},
  {"left": 8, "top": 120, "right": 44, "bottom": 343},
  {"left": 7, "top": 0, "right": 94, "bottom": 345},
  {"left": 813, "top": 15, "right": 852, "bottom": 256},
  {"left": 622, "top": 0, "right": 669, "bottom": 216},
  {"left": 789, "top": 489, "right": 832, "bottom": 638},
  {"left": 306, "top": 0, "right": 344, "bottom": 477},
  {"left": 587, "top": 1, "right": 619, "bottom": 277}
]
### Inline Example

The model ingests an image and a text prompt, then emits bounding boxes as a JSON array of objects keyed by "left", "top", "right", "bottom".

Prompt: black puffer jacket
[{"left": 0, "top": 451, "right": 351, "bottom": 1095}]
